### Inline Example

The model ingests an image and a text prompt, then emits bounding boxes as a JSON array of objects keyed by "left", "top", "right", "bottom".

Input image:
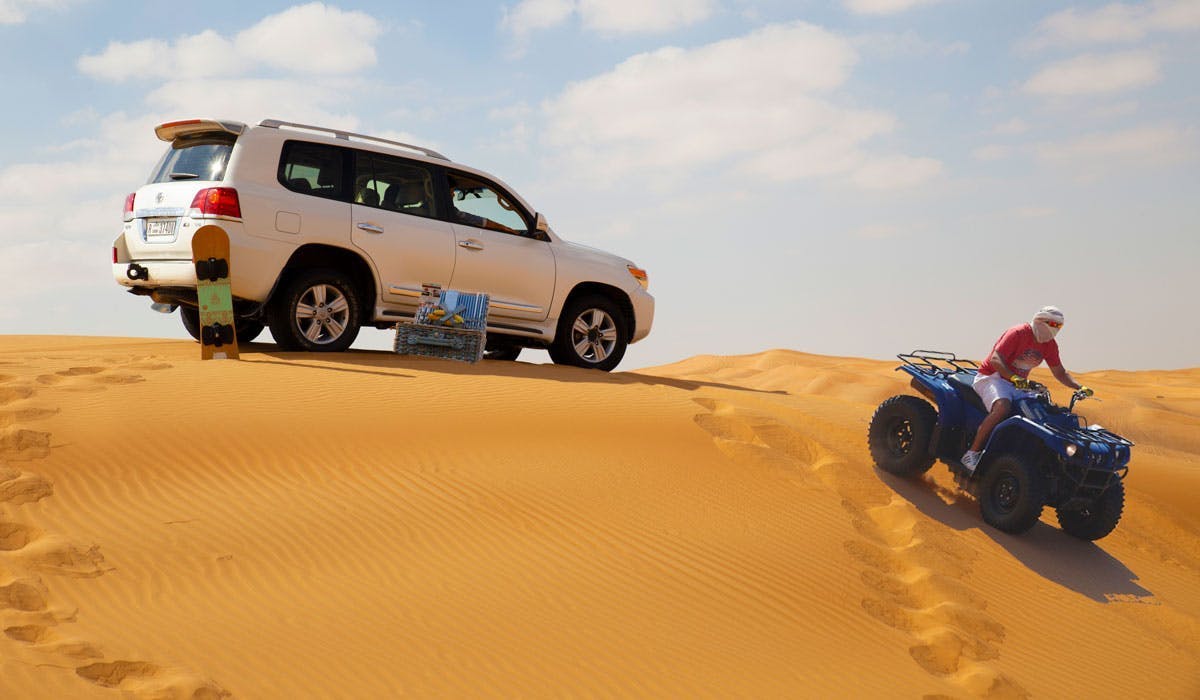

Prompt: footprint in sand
[
  {"left": 0, "top": 384, "right": 34, "bottom": 406},
  {"left": 0, "top": 521, "right": 41, "bottom": 551},
  {"left": 0, "top": 578, "right": 48, "bottom": 612},
  {"left": 0, "top": 468, "right": 53, "bottom": 505},
  {"left": 0, "top": 428, "right": 52, "bottom": 461},
  {"left": 77, "top": 660, "right": 230, "bottom": 699},
  {"left": 690, "top": 397, "right": 1027, "bottom": 699}
]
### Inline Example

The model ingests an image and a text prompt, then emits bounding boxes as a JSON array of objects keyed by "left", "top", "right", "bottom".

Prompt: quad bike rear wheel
[
  {"left": 1056, "top": 480, "right": 1125, "bottom": 541},
  {"left": 979, "top": 453, "right": 1047, "bottom": 534},
  {"left": 868, "top": 395, "right": 937, "bottom": 477}
]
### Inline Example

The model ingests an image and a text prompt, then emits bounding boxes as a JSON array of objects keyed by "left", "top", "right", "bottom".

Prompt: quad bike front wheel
[
  {"left": 1056, "top": 480, "right": 1125, "bottom": 541},
  {"left": 868, "top": 395, "right": 937, "bottom": 477},
  {"left": 979, "top": 453, "right": 1047, "bottom": 534}
]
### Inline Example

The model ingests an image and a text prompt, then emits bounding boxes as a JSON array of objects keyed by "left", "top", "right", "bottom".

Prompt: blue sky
[{"left": 1, "top": 0, "right": 1197, "bottom": 371}]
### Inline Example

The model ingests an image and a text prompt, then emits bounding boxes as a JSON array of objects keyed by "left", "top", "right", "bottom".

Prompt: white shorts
[{"left": 973, "top": 372, "right": 1029, "bottom": 411}]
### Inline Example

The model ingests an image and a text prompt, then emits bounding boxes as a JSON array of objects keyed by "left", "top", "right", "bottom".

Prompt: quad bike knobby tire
[
  {"left": 979, "top": 453, "right": 1047, "bottom": 534},
  {"left": 1056, "top": 480, "right": 1125, "bottom": 541},
  {"left": 868, "top": 395, "right": 937, "bottom": 477}
]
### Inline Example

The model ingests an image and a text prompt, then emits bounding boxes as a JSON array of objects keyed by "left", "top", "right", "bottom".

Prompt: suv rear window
[{"left": 148, "top": 134, "right": 235, "bottom": 184}]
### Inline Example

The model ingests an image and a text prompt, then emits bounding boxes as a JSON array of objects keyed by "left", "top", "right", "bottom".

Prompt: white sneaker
[{"left": 961, "top": 450, "right": 982, "bottom": 472}]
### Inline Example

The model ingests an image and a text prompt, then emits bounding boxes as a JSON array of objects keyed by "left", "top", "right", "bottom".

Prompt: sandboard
[{"left": 191, "top": 225, "right": 239, "bottom": 360}]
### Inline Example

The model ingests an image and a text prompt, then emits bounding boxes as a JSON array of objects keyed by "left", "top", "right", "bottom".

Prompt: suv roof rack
[{"left": 258, "top": 119, "right": 449, "bottom": 161}]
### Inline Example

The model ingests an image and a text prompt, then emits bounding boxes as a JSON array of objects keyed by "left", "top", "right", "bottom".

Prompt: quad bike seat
[{"left": 948, "top": 371, "right": 988, "bottom": 413}]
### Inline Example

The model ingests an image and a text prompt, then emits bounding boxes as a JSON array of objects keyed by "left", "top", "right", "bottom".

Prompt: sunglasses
[{"left": 1039, "top": 319, "right": 1063, "bottom": 329}]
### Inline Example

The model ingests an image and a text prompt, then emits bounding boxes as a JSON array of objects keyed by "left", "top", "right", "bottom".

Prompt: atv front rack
[{"left": 897, "top": 350, "right": 979, "bottom": 378}]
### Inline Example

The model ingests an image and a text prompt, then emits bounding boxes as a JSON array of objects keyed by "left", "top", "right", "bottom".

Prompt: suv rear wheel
[
  {"left": 180, "top": 306, "right": 264, "bottom": 344},
  {"left": 549, "top": 294, "right": 628, "bottom": 372},
  {"left": 268, "top": 268, "right": 361, "bottom": 352}
]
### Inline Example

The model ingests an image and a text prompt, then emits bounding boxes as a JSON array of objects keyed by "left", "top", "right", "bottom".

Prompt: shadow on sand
[
  {"left": 875, "top": 469, "right": 1153, "bottom": 604},
  {"left": 234, "top": 344, "right": 786, "bottom": 395}
]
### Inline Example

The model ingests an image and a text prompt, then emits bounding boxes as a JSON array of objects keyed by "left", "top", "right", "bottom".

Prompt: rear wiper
[{"left": 169, "top": 172, "right": 199, "bottom": 180}]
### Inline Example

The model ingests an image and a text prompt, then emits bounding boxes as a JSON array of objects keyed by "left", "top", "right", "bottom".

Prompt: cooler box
[{"left": 393, "top": 288, "right": 489, "bottom": 363}]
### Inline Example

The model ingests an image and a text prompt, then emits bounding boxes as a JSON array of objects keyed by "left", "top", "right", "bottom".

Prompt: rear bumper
[{"left": 113, "top": 260, "right": 196, "bottom": 288}]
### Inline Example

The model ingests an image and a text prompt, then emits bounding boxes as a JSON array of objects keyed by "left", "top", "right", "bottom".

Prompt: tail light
[
  {"left": 189, "top": 187, "right": 242, "bottom": 219},
  {"left": 123, "top": 192, "right": 136, "bottom": 221},
  {"left": 112, "top": 247, "right": 118, "bottom": 264}
]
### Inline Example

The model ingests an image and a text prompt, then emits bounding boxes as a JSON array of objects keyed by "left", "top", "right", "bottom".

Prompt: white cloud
[
  {"left": 854, "top": 30, "right": 969, "bottom": 57},
  {"left": 850, "top": 155, "right": 942, "bottom": 189},
  {"left": 1036, "top": 124, "right": 1197, "bottom": 169},
  {"left": 0, "top": 0, "right": 72, "bottom": 24},
  {"left": 1030, "top": 0, "right": 1200, "bottom": 47},
  {"left": 503, "top": 0, "right": 714, "bottom": 38},
  {"left": 502, "top": 0, "right": 574, "bottom": 39},
  {"left": 235, "top": 3, "right": 381, "bottom": 74},
  {"left": 541, "top": 22, "right": 940, "bottom": 190},
  {"left": 78, "top": 3, "right": 382, "bottom": 81},
  {"left": 992, "top": 118, "right": 1029, "bottom": 135},
  {"left": 972, "top": 144, "right": 1010, "bottom": 161},
  {"left": 844, "top": 0, "right": 947, "bottom": 16},
  {"left": 578, "top": 0, "right": 715, "bottom": 34},
  {"left": 1024, "top": 51, "right": 1161, "bottom": 97}
]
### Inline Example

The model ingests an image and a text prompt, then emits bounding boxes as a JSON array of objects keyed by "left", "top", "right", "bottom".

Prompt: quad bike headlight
[{"left": 1065, "top": 443, "right": 1079, "bottom": 457}]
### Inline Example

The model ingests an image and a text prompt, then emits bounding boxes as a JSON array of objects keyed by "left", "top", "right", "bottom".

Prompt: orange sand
[{"left": 0, "top": 337, "right": 1196, "bottom": 698}]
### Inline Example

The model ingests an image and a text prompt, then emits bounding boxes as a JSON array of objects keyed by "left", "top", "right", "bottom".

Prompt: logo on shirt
[{"left": 1013, "top": 349, "right": 1044, "bottom": 372}]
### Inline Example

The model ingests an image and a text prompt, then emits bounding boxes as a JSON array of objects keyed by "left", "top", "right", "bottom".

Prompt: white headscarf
[{"left": 1031, "top": 305, "right": 1064, "bottom": 343}]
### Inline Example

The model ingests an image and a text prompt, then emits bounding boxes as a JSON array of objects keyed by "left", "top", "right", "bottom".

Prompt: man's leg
[{"left": 970, "top": 398, "right": 1011, "bottom": 452}]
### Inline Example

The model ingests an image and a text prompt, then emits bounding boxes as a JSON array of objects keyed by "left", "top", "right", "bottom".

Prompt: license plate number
[{"left": 145, "top": 219, "right": 177, "bottom": 240}]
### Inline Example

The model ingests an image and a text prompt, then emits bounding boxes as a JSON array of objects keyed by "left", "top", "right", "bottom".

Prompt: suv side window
[
  {"left": 278, "top": 141, "right": 347, "bottom": 201},
  {"left": 353, "top": 151, "right": 439, "bottom": 220},
  {"left": 446, "top": 172, "right": 531, "bottom": 237}
]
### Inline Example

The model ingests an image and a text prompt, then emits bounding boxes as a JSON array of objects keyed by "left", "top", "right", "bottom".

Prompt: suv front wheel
[
  {"left": 549, "top": 294, "right": 628, "bottom": 372},
  {"left": 268, "top": 268, "right": 362, "bottom": 352}
]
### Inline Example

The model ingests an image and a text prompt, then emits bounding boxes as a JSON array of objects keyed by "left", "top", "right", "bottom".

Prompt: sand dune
[{"left": 0, "top": 337, "right": 1196, "bottom": 698}]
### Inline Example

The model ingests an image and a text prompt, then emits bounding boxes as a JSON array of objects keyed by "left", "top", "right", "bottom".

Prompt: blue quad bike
[{"left": 868, "top": 350, "right": 1134, "bottom": 539}]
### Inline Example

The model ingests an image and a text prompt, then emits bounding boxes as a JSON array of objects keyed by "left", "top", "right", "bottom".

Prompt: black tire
[
  {"left": 549, "top": 294, "right": 628, "bottom": 371},
  {"left": 236, "top": 320, "right": 265, "bottom": 344},
  {"left": 483, "top": 337, "right": 522, "bottom": 362},
  {"left": 180, "top": 305, "right": 202, "bottom": 341},
  {"left": 180, "top": 306, "right": 265, "bottom": 344},
  {"left": 1056, "top": 481, "right": 1125, "bottom": 541},
  {"left": 267, "top": 268, "right": 362, "bottom": 352},
  {"left": 979, "top": 454, "right": 1047, "bottom": 534},
  {"left": 867, "top": 395, "right": 937, "bottom": 477}
]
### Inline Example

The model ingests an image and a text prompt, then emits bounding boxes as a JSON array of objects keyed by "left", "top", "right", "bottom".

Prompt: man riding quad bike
[{"left": 867, "top": 350, "right": 1133, "bottom": 540}]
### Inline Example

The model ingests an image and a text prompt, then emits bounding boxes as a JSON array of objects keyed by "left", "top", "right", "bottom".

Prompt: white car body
[{"left": 113, "top": 119, "right": 654, "bottom": 368}]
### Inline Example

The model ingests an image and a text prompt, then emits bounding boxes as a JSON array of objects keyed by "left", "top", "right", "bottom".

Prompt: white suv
[{"left": 113, "top": 118, "right": 654, "bottom": 371}]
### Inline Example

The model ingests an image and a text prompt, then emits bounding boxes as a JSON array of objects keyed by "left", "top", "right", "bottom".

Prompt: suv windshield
[{"left": 148, "top": 134, "right": 235, "bottom": 183}]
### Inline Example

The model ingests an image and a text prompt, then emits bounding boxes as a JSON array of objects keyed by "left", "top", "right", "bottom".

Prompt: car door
[
  {"left": 444, "top": 171, "right": 555, "bottom": 323},
  {"left": 349, "top": 150, "right": 457, "bottom": 308}
]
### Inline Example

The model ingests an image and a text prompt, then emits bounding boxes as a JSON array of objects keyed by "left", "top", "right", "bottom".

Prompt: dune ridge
[{"left": 0, "top": 337, "right": 1197, "bottom": 698}]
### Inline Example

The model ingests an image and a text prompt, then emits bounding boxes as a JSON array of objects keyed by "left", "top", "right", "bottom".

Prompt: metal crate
[{"left": 393, "top": 288, "right": 489, "bottom": 363}]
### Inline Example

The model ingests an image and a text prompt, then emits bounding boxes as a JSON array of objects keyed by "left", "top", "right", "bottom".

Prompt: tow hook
[{"left": 126, "top": 263, "right": 149, "bottom": 281}]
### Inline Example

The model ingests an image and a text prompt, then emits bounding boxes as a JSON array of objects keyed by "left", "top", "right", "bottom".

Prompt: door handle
[
  {"left": 357, "top": 223, "right": 384, "bottom": 234},
  {"left": 457, "top": 240, "right": 484, "bottom": 251}
]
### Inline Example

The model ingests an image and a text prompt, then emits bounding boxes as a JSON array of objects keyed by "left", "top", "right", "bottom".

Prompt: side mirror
[{"left": 535, "top": 212, "right": 550, "bottom": 233}]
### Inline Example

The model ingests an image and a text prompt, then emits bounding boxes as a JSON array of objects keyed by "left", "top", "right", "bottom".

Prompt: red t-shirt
[{"left": 979, "top": 323, "right": 1061, "bottom": 378}]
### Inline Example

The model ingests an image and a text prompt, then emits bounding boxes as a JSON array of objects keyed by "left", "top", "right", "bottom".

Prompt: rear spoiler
[{"left": 155, "top": 119, "right": 246, "bottom": 142}]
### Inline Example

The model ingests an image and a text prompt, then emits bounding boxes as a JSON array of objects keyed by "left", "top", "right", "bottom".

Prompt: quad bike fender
[
  {"left": 900, "top": 366, "right": 967, "bottom": 425},
  {"left": 983, "top": 415, "right": 1060, "bottom": 458}
]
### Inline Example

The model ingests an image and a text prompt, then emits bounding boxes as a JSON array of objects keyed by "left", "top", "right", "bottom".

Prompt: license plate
[{"left": 145, "top": 219, "right": 177, "bottom": 240}]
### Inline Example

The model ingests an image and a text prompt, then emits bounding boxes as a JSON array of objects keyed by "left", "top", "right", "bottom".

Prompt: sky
[{"left": 1, "top": 0, "right": 1197, "bottom": 371}]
